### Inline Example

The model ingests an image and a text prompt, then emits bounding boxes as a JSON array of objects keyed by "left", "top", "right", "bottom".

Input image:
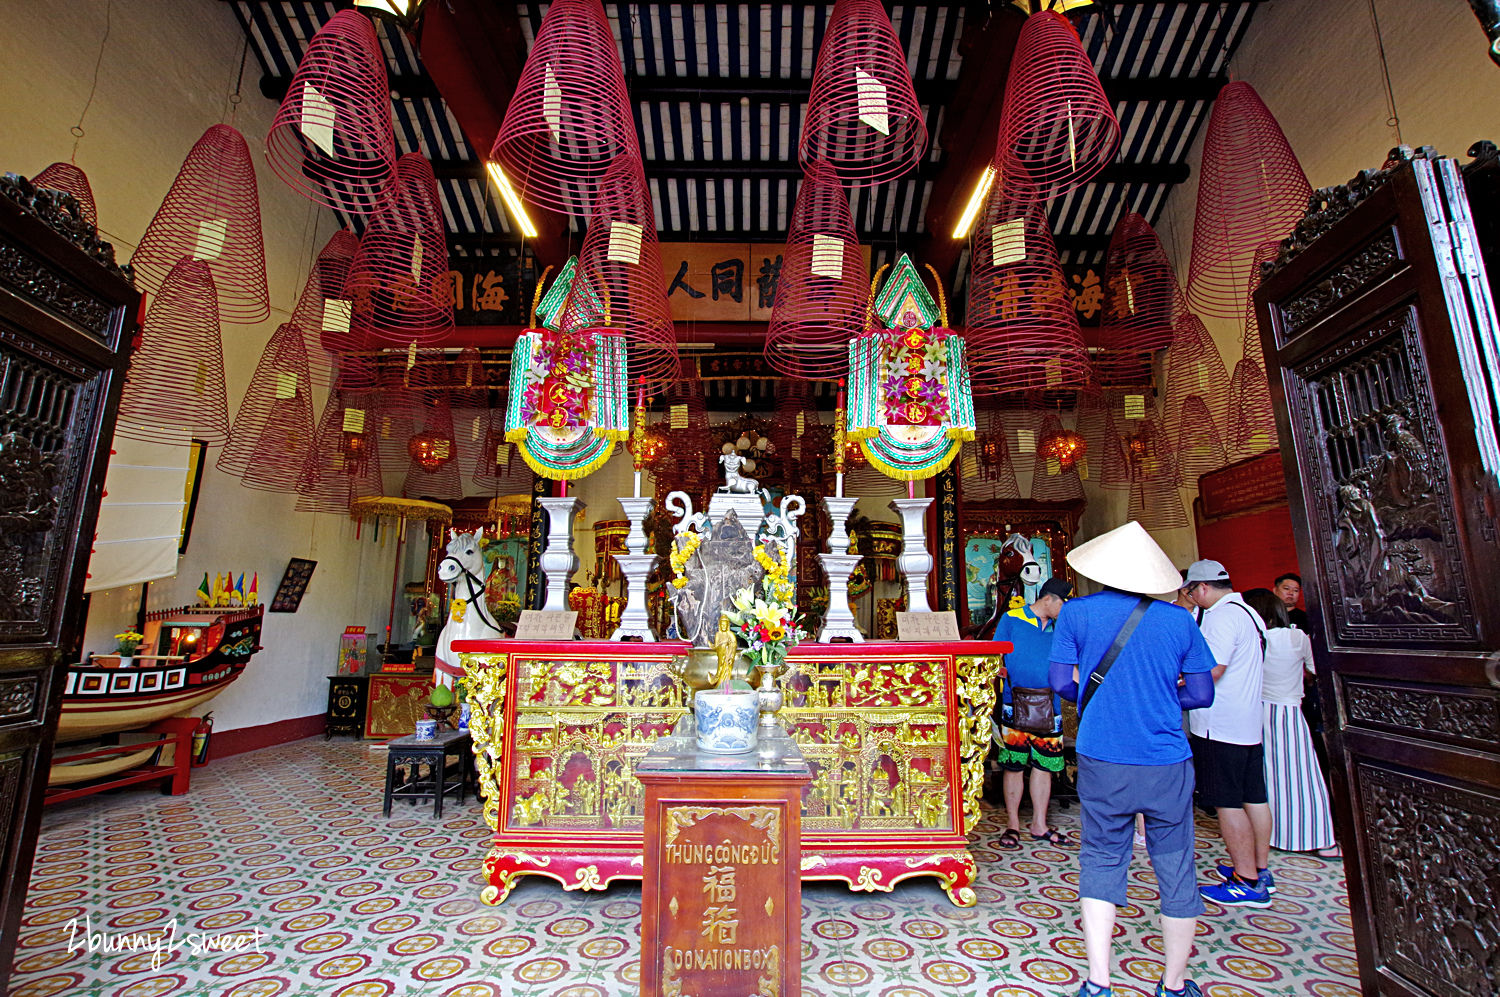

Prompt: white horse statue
[{"left": 434, "top": 529, "right": 503, "bottom": 689}]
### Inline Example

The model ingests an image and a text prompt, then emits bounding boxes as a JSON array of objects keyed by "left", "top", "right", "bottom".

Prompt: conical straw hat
[{"left": 1067, "top": 521, "right": 1184, "bottom": 595}]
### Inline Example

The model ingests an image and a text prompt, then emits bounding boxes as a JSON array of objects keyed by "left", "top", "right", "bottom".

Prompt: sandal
[
  {"left": 998, "top": 828, "right": 1023, "bottom": 851},
  {"left": 1316, "top": 846, "right": 1343, "bottom": 859},
  {"left": 1031, "top": 828, "right": 1071, "bottom": 846}
]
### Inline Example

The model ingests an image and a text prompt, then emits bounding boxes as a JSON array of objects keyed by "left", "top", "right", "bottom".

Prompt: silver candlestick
[
  {"left": 611, "top": 496, "right": 656, "bottom": 641},
  {"left": 537, "top": 496, "right": 584, "bottom": 613},
  {"left": 889, "top": 497, "right": 934, "bottom": 614},
  {"left": 817, "top": 495, "right": 864, "bottom": 642}
]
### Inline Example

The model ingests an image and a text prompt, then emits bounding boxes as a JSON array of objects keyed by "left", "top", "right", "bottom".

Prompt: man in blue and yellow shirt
[{"left": 994, "top": 576, "right": 1074, "bottom": 849}]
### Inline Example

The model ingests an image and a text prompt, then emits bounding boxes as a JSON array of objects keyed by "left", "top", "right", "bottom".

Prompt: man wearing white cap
[
  {"left": 1182, "top": 558, "right": 1273, "bottom": 908},
  {"left": 1047, "top": 522, "right": 1217, "bottom": 997}
]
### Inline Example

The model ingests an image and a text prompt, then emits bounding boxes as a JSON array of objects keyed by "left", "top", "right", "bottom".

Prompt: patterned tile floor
[{"left": 8, "top": 739, "right": 1361, "bottom": 997}]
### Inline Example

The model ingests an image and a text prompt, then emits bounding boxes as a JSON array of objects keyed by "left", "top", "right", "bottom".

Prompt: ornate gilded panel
[
  {"left": 1288, "top": 308, "right": 1479, "bottom": 644},
  {"left": 1358, "top": 765, "right": 1499, "bottom": 997},
  {"left": 0, "top": 337, "right": 93, "bottom": 643},
  {"left": 1344, "top": 678, "right": 1500, "bottom": 745}
]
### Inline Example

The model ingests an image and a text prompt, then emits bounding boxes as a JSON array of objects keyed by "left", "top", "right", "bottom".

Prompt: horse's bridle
[{"left": 439, "top": 555, "right": 504, "bottom": 635}]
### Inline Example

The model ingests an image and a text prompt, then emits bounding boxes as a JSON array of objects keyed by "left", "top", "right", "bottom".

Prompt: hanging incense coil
[
  {"left": 345, "top": 153, "right": 454, "bottom": 347},
  {"left": 1227, "top": 358, "right": 1277, "bottom": 460},
  {"left": 265, "top": 9, "right": 397, "bottom": 214},
  {"left": 995, "top": 11, "right": 1120, "bottom": 205},
  {"left": 560, "top": 154, "right": 679, "bottom": 385},
  {"left": 967, "top": 410, "right": 1021, "bottom": 501},
  {"left": 131, "top": 124, "right": 269, "bottom": 324},
  {"left": 799, "top": 0, "right": 929, "bottom": 187},
  {"left": 290, "top": 229, "right": 362, "bottom": 390},
  {"left": 403, "top": 392, "right": 464, "bottom": 502},
  {"left": 1162, "top": 312, "right": 1231, "bottom": 446},
  {"left": 1075, "top": 390, "right": 1131, "bottom": 490},
  {"left": 1240, "top": 239, "right": 1283, "bottom": 368},
  {"left": 1097, "top": 213, "right": 1183, "bottom": 386},
  {"left": 490, "top": 0, "right": 639, "bottom": 216},
  {"left": 1128, "top": 467, "right": 1189, "bottom": 532},
  {"left": 296, "top": 389, "right": 385, "bottom": 515},
  {"left": 1172, "top": 393, "right": 1229, "bottom": 484},
  {"left": 1186, "top": 82, "right": 1311, "bottom": 319},
  {"left": 765, "top": 160, "right": 868, "bottom": 379},
  {"left": 116, "top": 259, "right": 230, "bottom": 446},
  {"left": 33, "top": 162, "right": 98, "bottom": 227},
  {"left": 218, "top": 322, "right": 316, "bottom": 493},
  {"left": 967, "top": 193, "right": 1091, "bottom": 396},
  {"left": 649, "top": 376, "right": 716, "bottom": 499}
]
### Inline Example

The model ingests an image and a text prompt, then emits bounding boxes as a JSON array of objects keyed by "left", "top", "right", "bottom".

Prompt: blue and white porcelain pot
[
  {"left": 694, "top": 690, "right": 759, "bottom": 753},
  {"left": 414, "top": 718, "right": 438, "bottom": 740}
]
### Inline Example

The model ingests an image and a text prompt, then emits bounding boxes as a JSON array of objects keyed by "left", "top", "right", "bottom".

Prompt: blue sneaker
[
  {"left": 1200, "top": 877, "right": 1272, "bottom": 908},
  {"left": 1076, "top": 982, "right": 1112, "bottom": 997},
  {"left": 1214, "top": 862, "right": 1276, "bottom": 894},
  {"left": 1155, "top": 981, "right": 1203, "bottom": 997}
]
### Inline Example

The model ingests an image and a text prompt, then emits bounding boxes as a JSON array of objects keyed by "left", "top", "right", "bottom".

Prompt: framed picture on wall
[{"left": 269, "top": 557, "right": 317, "bottom": 613}]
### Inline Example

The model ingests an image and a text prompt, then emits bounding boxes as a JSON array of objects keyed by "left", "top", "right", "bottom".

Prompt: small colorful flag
[
  {"left": 196, "top": 573, "right": 211, "bottom": 605},
  {"left": 235, "top": 573, "right": 246, "bottom": 605},
  {"left": 248, "top": 572, "right": 259, "bottom": 606}
]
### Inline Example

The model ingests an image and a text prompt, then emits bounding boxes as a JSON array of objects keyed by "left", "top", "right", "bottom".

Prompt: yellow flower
[
  {"left": 672, "top": 577, "right": 687, "bottom": 589},
  {"left": 767, "top": 625, "right": 785, "bottom": 641}
]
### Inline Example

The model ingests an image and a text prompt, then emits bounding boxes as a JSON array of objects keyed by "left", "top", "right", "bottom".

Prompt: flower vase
[
  {"left": 118, "top": 656, "right": 133, "bottom": 668},
  {"left": 694, "top": 689, "right": 759, "bottom": 753}
]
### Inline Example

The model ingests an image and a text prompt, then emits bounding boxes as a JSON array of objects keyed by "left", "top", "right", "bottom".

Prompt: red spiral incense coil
[
  {"left": 490, "top": 0, "right": 639, "bottom": 216},
  {"left": 131, "top": 125, "right": 268, "bottom": 324},
  {"left": 1123, "top": 414, "right": 1187, "bottom": 531},
  {"left": 1227, "top": 358, "right": 1277, "bottom": 461},
  {"left": 403, "top": 392, "right": 464, "bottom": 501},
  {"left": 967, "top": 192, "right": 1091, "bottom": 396},
  {"left": 116, "top": 259, "right": 230, "bottom": 446},
  {"left": 296, "top": 389, "right": 384, "bottom": 515},
  {"left": 799, "top": 0, "right": 929, "bottom": 187},
  {"left": 968, "top": 411, "right": 1022, "bottom": 502},
  {"left": 995, "top": 11, "right": 1120, "bottom": 205},
  {"left": 345, "top": 153, "right": 454, "bottom": 347},
  {"left": 290, "top": 229, "right": 362, "bottom": 389},
  {"left": 1075, "top": 390, "right": 1131, "bottom": 490},
  {"left": 1098, "top": 213, "right": 1183, "bottom": 386},
  {"left": 218, "top": 322, "right": 316, "bottom": 493},
  {"left": 1240, "top": 239, "right": 1282, "bottom": 368},
  {"left": 560, "top": 154, "right": 679, "bottom": 385},
  {"left": 765, "top": 160, "right": 868, "bottom": 380},
  {"left": 265, "top": 9, "right": 397, "bottom": 214},
  {"left": 1162, "top": 312, "right": 1231, "bottom": 447},
  {"left": 33, "top": 162, "right": 97, "bottom": 227},
  {"left": 1186, "top": 82, "right": 1311, "bottom": 319},
  {"left": 1171, "top": 393, "right": 1229, "bottom": 484}
]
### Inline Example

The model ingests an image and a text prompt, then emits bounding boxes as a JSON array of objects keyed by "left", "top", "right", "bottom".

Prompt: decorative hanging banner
[
  {"left": 504, "top": 257, "right": 629, "bottom": 479},
  {"left": 847, "top": 255, "right": 976, "bottom": 480}
]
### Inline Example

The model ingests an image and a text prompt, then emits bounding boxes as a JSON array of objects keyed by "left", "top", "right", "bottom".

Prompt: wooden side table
[
  {"left": 326, "top": 674, "right": 369, "bottom": 739},
  {"left": 382, "top": 729, "right": 473, "bottom": 818},
  {"left": 637, "top": 731, "right": 812, "bottom": 997}
]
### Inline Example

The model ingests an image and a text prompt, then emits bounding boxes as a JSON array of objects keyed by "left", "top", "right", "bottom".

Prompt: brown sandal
[
  {"left": 1031, "top": 828, "right": 1070, "bottom": 846},
  {"left": 998, "top": 828, "right": 1022, "bottom": 851}
]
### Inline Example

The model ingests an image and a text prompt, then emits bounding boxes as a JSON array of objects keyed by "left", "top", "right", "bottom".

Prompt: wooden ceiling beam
[{"left": 418, "top": 0, "right": 573, "bottom": 268}]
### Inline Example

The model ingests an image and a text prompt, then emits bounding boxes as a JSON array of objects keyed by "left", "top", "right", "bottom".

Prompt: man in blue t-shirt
[
  {"left": 1047, "top": 522, "right": 1217, "bottom": 997},
  {"left": 993, "top": 576, "right": 1073, "bottom": 849}
]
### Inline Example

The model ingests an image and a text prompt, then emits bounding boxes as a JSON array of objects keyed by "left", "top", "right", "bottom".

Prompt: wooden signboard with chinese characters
[
  {"left": 637, "top": 735, "right": 811, "bottom": 997},
  {"left": 659, "top": 242, "right": 871, "bottom": 323}
]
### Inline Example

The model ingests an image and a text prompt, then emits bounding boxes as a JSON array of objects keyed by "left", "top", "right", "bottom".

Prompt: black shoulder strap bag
[{"left": 1078, "top": 596, "right": 1153, "bottom": 716}]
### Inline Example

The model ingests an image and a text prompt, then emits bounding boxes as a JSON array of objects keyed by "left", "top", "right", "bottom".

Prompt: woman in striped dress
[{"left": 1242, "top": 588, "right": 1340, "bottom": 857}]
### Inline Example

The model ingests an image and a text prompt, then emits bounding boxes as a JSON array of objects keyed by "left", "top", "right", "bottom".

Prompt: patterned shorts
[{"left": 995, "top": 706, "right": 1064, "bottom": 773}]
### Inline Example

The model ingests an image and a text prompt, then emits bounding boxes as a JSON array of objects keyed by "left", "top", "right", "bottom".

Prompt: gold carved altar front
[{"left": 455, "top": 639, "right": 1007, "bottom": 906}]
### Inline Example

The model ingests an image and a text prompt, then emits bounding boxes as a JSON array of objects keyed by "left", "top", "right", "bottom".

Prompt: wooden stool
[{"left": 382, "top": 729, "right": 472, "bottom": 818}]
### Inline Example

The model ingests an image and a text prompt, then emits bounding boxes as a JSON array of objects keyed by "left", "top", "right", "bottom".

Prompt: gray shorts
[{"left": 1076, "top": 754, "right": 1204, "bottom": 919}]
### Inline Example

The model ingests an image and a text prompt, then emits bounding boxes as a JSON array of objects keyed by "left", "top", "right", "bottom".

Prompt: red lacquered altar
[{"left": 452, "top": 638, "right": 1008, "bottom": 906}]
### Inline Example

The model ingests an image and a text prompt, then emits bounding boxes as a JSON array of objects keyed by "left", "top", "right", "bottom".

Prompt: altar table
[{"left": 452, "top": 639, "right": 1008, "bottom": 906}]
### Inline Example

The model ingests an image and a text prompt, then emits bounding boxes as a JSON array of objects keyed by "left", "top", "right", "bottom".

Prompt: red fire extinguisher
[{"left": 191, "top": 712, "right": 214, "bottom": 767}]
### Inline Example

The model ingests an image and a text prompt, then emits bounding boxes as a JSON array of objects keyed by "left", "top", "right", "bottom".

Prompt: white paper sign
[
  {"left": 991, "top": 219, "right": 1026, "bottom": 267},
  {"left": 811, "top": 233, "right": 845, "bottom": 279},
  {"left": 896, "top": 611, "right": 960, "bottom": 642},
  {"left": 607, "top": 221, "right": 643, "bottom": 264},
  {"left": 1123, "top": 394, "right": 1146, "bottom": 420},
  {"left": 1016, "top": 428, "right": 1036, "bottom": 454},
  {"left": 855, "top": 67, "right": 890, "bottom": 135},
  {"left": 342, "top": 407, "right": 366, "bottom": 434},
  {"left": 515, "top": 610, "right": 579, "bottom": 641},
  {"left": 300, "top": 82, "right": 337, "bottom": 156},
  {"left": 194, "top": 219, "right": 228, "bottom": 261},
  {"left": 322, "top": 298, "right": 352, "bottom": 334},
  {"left": 275, "top": 371, "right": 298, "bottom": 400},
  {"left": 542, "top": 63, "right": 563, "bottom": 140}
]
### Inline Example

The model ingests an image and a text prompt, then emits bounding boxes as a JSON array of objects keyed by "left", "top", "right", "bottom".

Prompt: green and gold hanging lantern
[
  {"left": 847, "top": 254, "right": 976, "bottom": 479},
  {"left": 504, "top": 257, "right": 630, "bottom": 479}
]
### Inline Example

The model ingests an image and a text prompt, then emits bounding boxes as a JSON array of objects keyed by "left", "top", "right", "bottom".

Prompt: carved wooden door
[
  {"left": 1256, "top": 155, "right": 1500, "bottom": 997},
  {"left": 0, "top": 191, "right": 139, "bottom": 990}
]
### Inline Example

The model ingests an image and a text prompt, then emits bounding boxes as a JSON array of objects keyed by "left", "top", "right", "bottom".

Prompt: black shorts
[{"left": 1189, "top": 734, "right": 1268, "bottom": 809}]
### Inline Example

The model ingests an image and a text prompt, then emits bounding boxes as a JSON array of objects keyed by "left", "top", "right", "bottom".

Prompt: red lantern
[
  {"left": 799, "top": 0, "right": 929, "bottom": 187},
  {"left": 265, "top": 9, "right": 398, "bottom": 214},
  {"left": 765, "top": 159, "right": 868, "bottom": 380},
  {"left": 131, "top": 125, "right": 269, "bottom": 324},
  {"left": 1030, "top": 413, "right": 1083, "bottom": 501},
  {"left": 995, "top": 12, "right": 1120, "bottom": 205}
]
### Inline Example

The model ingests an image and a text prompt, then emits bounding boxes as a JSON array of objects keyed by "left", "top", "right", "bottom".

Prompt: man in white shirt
[{"left": 1183, "top": 559, "right": 1273, "bottom": 909}]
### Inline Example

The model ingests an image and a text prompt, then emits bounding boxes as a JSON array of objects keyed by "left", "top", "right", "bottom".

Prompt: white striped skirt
[{"left": 1262, "top": 701, "right": 1337, "bottom": 852}]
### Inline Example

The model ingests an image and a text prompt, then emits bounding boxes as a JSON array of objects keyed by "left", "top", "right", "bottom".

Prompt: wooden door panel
[{"left": 1258, "top": 153, "right": 1500, "bottom": 997}]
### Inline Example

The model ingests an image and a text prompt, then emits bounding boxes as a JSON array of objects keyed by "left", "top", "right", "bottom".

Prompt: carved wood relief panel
[
  {"left": 1343, "top": 678, "right": 1500, "bottom": 746},
  {"left": 0, "top": 337, "right": 93, "bottom": 643},
  {"left": 1288, "top": 306, "right": 1478, "bottom": 645},
  {"left": 1276, "top": 228, "right": 1404, "bottom": 342},
  {"left": 1358, "top": 764, "right": 1499, "bottom": 997}
]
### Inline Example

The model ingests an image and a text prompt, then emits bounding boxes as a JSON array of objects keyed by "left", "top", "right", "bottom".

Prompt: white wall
[{"left": 3, "top": 0, "right": 396, "bottom": 733}]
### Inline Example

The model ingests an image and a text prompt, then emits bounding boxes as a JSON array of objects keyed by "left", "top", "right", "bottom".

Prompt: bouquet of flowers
[
  {"left": 723, "top": 543, "right": 806, "bottom": 682},
  {"left": 114, "top": 630, "right": 145, "bottom": 656}
]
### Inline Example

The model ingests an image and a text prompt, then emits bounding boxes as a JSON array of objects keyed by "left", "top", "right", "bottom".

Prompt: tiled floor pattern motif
[{"left": 9, "top": 739, "right": 1360, "bottom": 997}]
